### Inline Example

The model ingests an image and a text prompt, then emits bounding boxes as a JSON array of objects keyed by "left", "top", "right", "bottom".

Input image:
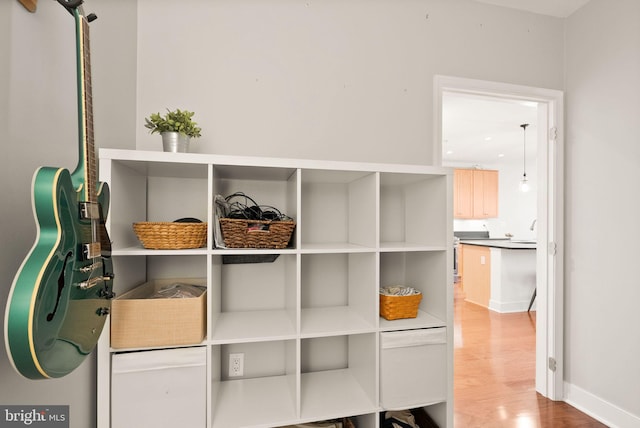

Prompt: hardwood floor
[{"left": 453, "top": 286, "right": 607, "bottom": 427}]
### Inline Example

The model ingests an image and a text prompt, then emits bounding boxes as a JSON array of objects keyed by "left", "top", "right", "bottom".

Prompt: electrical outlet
[{"left": 229, "top": 353, "right": 244, "bottom": 377}]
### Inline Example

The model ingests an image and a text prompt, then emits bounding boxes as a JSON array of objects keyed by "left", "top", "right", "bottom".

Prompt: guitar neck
[{"left": 73, "top": 7, "right": 97, "bottom": 204}]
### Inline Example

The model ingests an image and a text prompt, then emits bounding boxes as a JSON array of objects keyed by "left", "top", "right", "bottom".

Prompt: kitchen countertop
[{"left": 459, "top": 239, "right": 537, "bottom": 250}]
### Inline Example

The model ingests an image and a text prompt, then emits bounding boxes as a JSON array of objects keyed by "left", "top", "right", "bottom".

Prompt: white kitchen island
[{"left": 460, "top": 240, "right": 536, "bottom": 313}]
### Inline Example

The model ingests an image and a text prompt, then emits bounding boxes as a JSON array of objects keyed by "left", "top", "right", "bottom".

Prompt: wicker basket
[
  {"left": 379, "top": 288, "right": 422, "bottom": 320},
  {"left": 219, "top": 218, "right": 295, "bottom": 249},
  {"left": 133, "top": 222, "right": 207, "bottom": 249}
]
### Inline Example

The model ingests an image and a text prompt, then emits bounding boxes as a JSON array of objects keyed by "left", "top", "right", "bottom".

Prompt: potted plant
[{"left": 144, "top": 108, "right": 202, "bottom": 153}]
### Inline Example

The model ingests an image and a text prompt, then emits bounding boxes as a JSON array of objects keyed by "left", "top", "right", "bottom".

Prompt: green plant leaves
[{"left": 144, "top": 108, "right": 202, "bottom": 138}]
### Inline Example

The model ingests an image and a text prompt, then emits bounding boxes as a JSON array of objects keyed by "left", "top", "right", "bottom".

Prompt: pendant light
[{"left": 520, "top": 123, "right": 530, "bottom": 192}]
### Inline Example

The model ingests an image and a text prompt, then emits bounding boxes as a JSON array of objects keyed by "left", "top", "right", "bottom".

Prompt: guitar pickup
[
  {"left": 79, "top": 202, "right": 100, "bottom": 220},
  {"left": 81, "top": 242, "right": 102, "bottom": 260},
  {"left": 77, "top": 276, "right": 112, "bottom": 290}
]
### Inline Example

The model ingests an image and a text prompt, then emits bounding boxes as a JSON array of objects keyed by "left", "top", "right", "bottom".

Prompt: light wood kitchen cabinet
[
  {"left": 473, "top": 169, "right": 498, "bottom": 218},
  {"left": 460, "top": 244, "right": 491, "bottom": 308},
  {"left": 453, "top": 169, "right": 474, "bottom": 218},
  {"left": 454, "top": 169, "right": 498, "bottom": 219}
]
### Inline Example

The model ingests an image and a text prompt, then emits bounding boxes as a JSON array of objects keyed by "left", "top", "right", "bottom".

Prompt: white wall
[
  {"left": 91, "top": 0, "right": 139, "bottom": 150},
  {"left": 135, "top": 0, "right": 564, "bottom": 164},
  {"left": 494, "top": 163, "right": 537, "bottom": 239},
  {"left": 0, "top": 0, "right": 8, "bottom": 158},
  {"left": 564, "top": 0, "right": 640, "bottom": 425}
]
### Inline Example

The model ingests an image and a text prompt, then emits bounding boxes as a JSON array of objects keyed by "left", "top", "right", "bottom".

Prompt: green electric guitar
[{"left": 4, "top": 0, "right": 114, "bottom": 379}]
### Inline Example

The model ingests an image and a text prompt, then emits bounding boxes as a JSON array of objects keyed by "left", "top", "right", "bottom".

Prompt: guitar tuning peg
[{"left": 87, "top": 13, "right": 97, "bottom": 22}]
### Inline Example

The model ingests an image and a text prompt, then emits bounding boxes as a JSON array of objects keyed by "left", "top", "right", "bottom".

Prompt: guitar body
[
  {"left": 5, "top": 0, "right": 116, "bottom": 379},
  {"left": 5, "top": 166, "right": 113, "bottom": 379}
]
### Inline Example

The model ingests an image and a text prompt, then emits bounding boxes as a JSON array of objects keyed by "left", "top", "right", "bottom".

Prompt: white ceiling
[
  {"left": 441, "top": 92, "right": 538, "bottom": 168},
  {"left": 473, "top": 0, "right": 590, "bottom": 18}
]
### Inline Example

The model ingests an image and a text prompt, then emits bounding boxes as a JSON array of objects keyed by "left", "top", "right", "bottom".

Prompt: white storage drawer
[
  {"left": 112, "top": 347, "right": 207, "bottom": 428},
  {"left": 380, "top": 328, "right": 447, "bottom": 409}
]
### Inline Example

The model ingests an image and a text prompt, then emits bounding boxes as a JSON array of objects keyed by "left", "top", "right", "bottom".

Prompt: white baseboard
[
  {"left": 564, "top": 382, "right": 640, "bottom": 428},
  {"left": 488, "top": 299, "right": 534, "bottom": 313}
]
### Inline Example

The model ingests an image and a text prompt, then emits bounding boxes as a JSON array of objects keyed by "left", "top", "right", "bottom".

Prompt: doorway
[{"left": 434, "top": 75, "right": 564, "bottom": 400}]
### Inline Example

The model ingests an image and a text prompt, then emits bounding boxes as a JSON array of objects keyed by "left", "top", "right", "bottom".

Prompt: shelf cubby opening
[
  {"left": 211, "top": 340, "right": 298, "bottom": 428},
  {"left": 109, "top": 258, "right": 208, "bottom": 352},
  {"left": 380, "top": 173, "right": 448, "bottom": 250},
  {"left": 352, "top": 413, "right": 378, "bottom": 428},
  {"left": 147, "top": 175, "right": 209, "bottom": 223},
  {"left": 420, "top": 402, "right": 448, "bottom": 428},
  {"left": 274, "top": 412, "right": 377, "bottom": 428},
  {"left": 351, "top": 413, "right": 378, "bottom": 428},
  {"left": 213, "top": 165, "right": 299, "bottom": 250},
  {"left": 301, "top": 253, "right": 377, "bottom": 336},
  {"left": 146, "top": 254, "right": 207, "bottom": 279},
  {"left": 379, "top": 251, "right": 448, "bottom": 330},
  {"left": 300, "top": 333, "right": 377, "bottom": 421},
  {"left": 211, "top": 254, "right": 297, "bottom": 343},
  {"left": 379, "top": 406, "right": 444, "bottom": 428},
  {"left": 107, "top": 160, "right": 209, "bottom": 253},
  {"left": 300, "top": 170, "right": 376, "bottom": 250},
  {"left": 106, "top": 160, "right": 148, "bottom": 251},
  {"left": 110, "top": 256, "right": 148, "bottom": 297}
]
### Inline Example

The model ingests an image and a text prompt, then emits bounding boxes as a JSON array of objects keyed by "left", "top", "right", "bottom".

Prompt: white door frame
[{"left": 434, "top": 75, "right": 564, "bottom": 400}]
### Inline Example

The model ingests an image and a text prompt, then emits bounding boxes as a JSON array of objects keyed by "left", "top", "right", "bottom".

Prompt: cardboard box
[{"left": 111, "top": 278, "right": 207, "bottom": 349}]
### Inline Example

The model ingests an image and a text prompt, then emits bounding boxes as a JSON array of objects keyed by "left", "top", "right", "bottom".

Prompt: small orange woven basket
[
  {"left": 219, "top": 218, "right": 295, "bottom": 249},
  {"left": 133, "top": 222, "right": 207, "bottom": 249},
  {"left": 379, "top": 287, "right": 423, "bottom": 320}
]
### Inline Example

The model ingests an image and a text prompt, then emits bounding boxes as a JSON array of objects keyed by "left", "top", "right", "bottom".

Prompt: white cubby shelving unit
[{"left": 97, "top": 149, "right": 453, "bottom": 428}]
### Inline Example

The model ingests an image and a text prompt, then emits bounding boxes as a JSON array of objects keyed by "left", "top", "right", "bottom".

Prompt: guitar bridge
[
  {"left": 79, "top": 202, "right": 100, "bottom": 220},
  {"left": 82, "top": 242, "right": 102, "bottom": 260}
]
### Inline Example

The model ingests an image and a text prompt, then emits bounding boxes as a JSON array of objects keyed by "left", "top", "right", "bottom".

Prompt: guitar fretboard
[{"left": 80, "top": 12, "right": 96, "bottom": 205}]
